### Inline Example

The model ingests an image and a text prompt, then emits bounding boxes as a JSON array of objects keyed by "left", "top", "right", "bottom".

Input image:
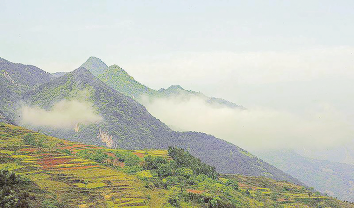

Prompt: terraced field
[
  {"left": 0, "top": 123, "right": 164, "bottom": 207},
  {"left": 1, "top": 123, "right": 353, "bottom": 208},
  {"left": 226, "top": 174, "right": 353, "bottom": 208}
]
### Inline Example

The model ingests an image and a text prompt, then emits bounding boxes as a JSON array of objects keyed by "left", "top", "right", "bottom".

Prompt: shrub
[
  {"left": 223, "top": 179, "right": 239, "bottom": 190},
  {"left": 143, "top": 155, "right": 168, "bottom": 170},
  {"left": 175, "top": 168, "right": 193, "bottom": 178},
  {"left": 123, "top": 165, "right": 143, "bottom": 174},
  {"left": 22, "top": 133, "right": 36, "bottom": 146},
  {"left": 0, "top": 170, "right": 30, "bottom": 208},
  {"left": 76, "top": 149, "right": 108, "bottom": 163},
  {"left": 168, "top": 147, "right": 218, "bottom": 179},
  {"left": 136, "top": 170, "right": 153, "bottom": 180},
  {"left": 121, "top": 152, "right": 140, "bottom": 166}
]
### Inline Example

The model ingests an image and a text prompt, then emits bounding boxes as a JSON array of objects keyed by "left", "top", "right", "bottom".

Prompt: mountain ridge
[
  {"left": 19, "top": 64, "right": 300, "bottom": 184},
  {"left": 0, "top": 56, "right": 54, "bottom": 123},
  {"left": 257, "top": 150, "right": 354, "bottom": 202},
  {"left": 82, "top": 57, "right": 245, "bottom": 109},
  {"left": 0, "top": 56, "right": 302, "bottom": 185}
]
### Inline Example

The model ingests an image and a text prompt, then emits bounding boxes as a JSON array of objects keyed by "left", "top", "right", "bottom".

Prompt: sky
[{"left": 2, "top": 0, "right": 354, "bottom": 159}]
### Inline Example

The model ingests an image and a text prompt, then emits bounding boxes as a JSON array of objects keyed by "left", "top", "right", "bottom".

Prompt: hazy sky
[{"left": 2, "top": 1, "right": 354, "bottom": 156}]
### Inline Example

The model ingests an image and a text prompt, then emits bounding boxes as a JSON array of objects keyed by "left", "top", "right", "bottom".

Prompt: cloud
[
  {"left": 140, "top": 95, "right": 354, "bottom": 151},
  {"left": 20, "top": 100, "right": 102, "bottom": 129}
]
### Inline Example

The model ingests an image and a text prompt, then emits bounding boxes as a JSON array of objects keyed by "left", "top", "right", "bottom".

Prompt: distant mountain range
[
  {"left": 257, "top": 150, "right": 354, "bottom": 202},
  {"left": 0, "top": 56, "right": 300, "bottom": 185},
  {"left": 81, "top": 57, "right": 244, "bottom": 109},
  {"left": 157, "top": 84, "right": 245, "bottom": 109}
]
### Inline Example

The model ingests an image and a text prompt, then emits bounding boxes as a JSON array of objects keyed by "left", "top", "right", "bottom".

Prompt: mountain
[
  {"left": 98, "top": 64, "right": 156, "bottom": 98},
  {"left": 80, "top": 56, "right": 108, "bottom": 76},
  {"left": 158, "top": 85, "right": 245, "bottom": 109},
  {"left": 0, "top": 57, "right": 53, "bottom": 91},
  {"left": 23, "top": 67, "right": 173, "bottom": 148},
  {"left": 297, "top": 144, "right": 354, "bottom": 166},
  {"left": 83, "top": 57, "right": 244, "bottom": 109},
  {"left": 0, "top": 57, "right": 53, "bottom": 122},
  {"left": 19, "top": 67, "right": 301, "bottom": 184},
  {"left": 257, "top": 150, "right": 354, "bottom": 202}
]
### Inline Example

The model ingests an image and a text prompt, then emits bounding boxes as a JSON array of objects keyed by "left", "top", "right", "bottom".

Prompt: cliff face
[{"left": 98, "top": 128, "right": 114, "bottom": 148}]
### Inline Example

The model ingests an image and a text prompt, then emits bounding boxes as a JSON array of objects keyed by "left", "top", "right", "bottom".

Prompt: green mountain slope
[
  {"left": 257, "top": 150, "right": 354, "bottom": 202},
  {"left": 22, "top": 67, "right": 173, "bottom": 148},
  {"left": 0, "top": 57, "right": 53, "bottom": 92},
  {"left": 83, "top": 57, "right": 243, "bottom": 109},
  {"left": 1, "top": 123, "right": 352, "bottom": 208},
  {"left": 98, "top": 64, "right": 157, "bottom": 98},
  {"left": 18, "top": 67, "right": 301, "bottom": 184}
]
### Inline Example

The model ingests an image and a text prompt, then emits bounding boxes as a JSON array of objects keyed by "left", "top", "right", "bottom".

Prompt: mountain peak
[
  {"left": 80, "top": 56, "right": 108, "bottom": 76},
  {"left": 86, "top": 56, "right": 103, "bottom": 63},
  {"left": 72, "top": 67, "right": 91, "bottom": 75},
  {"left": 168, "top": 85, "right": 184, "bottom": 91},
  {"left": 109, "top": 64, "right": 123, "bottom": 70},
  {"left": 68, "top": 67, "right": 98, "bottom": 84}
]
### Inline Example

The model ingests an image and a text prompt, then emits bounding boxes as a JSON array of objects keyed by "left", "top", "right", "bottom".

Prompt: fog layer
[
  {"left": 141, "top": 95, "right": 353, "bottom": 151},
  {"left": 20, "top": 100, "right": 102, "bottom": 129}
]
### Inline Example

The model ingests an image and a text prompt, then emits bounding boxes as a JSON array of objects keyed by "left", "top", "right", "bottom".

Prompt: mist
[
  {"left": 20, "top": 99, "right": 102, "bottom": 129},
  {"left": 140, "top": 95, "right": 354, "bottom": 152}
]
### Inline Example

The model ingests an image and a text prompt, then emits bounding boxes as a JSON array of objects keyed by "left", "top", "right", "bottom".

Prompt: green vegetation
[
  {"left": 111, "top": 150, "right": 141, "bottom": 166},
  {"left": 76, "top": 149, "right": 108, "bottom": 163},
  {"left": 168, "top": 146, "right": 218, "bottom": 179},
  {"left": 0, "top": 123, "right": 353, "bottom": 207},
  {"left": 0, "top": 123, "right": 151, "bottom": 207},
  {"left": 0, "top": 170, "right": 30, "bottom": 208},
  {"left": 98, "top": 64, "right": 157, "bottom": 99},
  {"left": 21, "top": 62, "right": 304, "bottom": 185}
]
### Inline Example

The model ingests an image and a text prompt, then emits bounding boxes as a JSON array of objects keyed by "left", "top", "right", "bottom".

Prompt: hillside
[
  {"left": 0, "top": 57, "right": 53, "bottom": 92},
  {"left": 22, "top": 67, "right": 173, "bottom": 148},
  {"left": 0, "top": 57, "right": 54, "bottom": 123},
  {"left": 257, "top": 150, "right": 354, "bottom": 202},
  {"left": 1, "top": 123, "right": 352, "bottom": 208},
  {"left": 98, "top": 64, "right": 157, "bottom": 98},
  {"left": 17, "top": 67, "right": 301, "bottom": 184},
  {"left": 0, "top": 123, "right": 160, "bottom": 207}
]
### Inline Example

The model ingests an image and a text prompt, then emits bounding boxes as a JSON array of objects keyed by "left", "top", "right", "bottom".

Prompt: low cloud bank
[
  {"left": 20, "top": 100, "right": 102, "bottom": 129},
  {"left": 140, "top": 95, "right": 353, "bottom": 151}
]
